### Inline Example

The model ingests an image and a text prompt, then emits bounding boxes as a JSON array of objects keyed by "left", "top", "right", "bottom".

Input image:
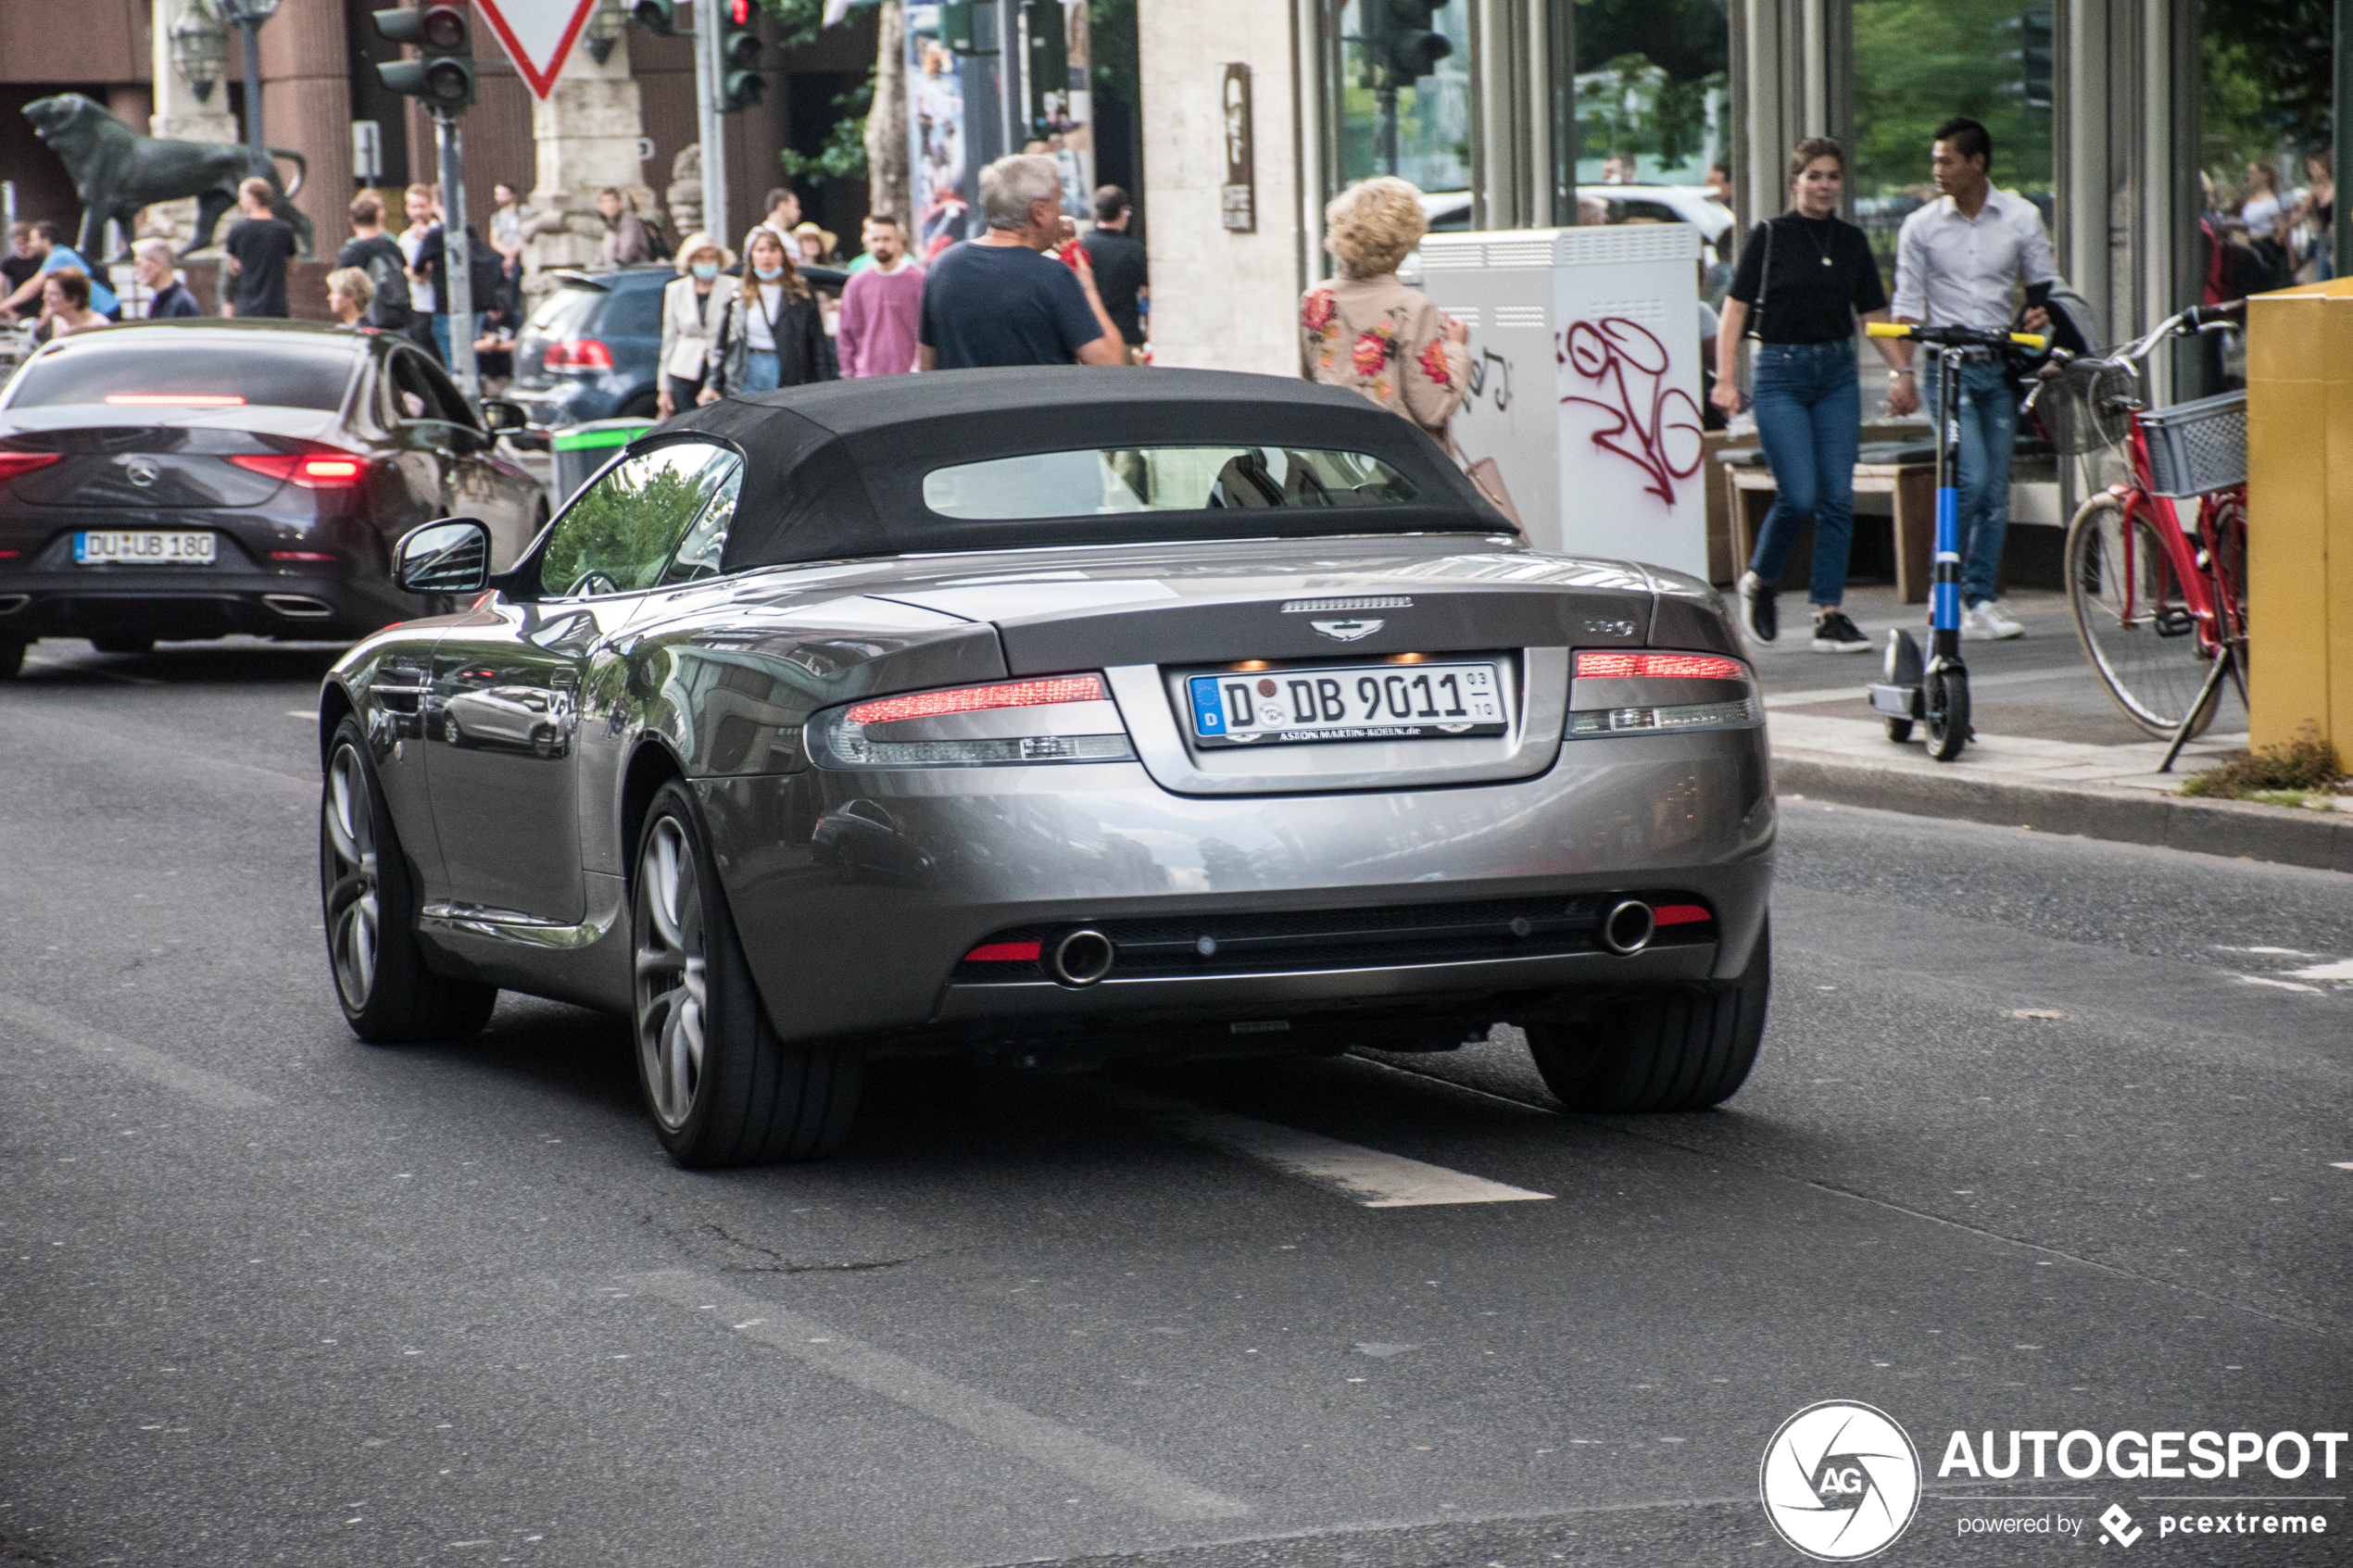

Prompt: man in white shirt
[
  {"left": 397, "top": 184, "right": 443, "bottom": 359},
  {"left": 1888, "top": 117, "right": 2058, "bottom": 641}
]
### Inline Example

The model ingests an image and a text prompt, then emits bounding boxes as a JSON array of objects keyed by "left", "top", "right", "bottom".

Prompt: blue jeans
[
  {"left": 736, "top": 350, "right": 781, "bottom": 393},
  {"left": 1921, "top": 357, "right": 2019, "bottom": 607},
  {"left": 1747, "top": 339, "right": 1860, "bottom": 607},
  {"left": 431, "top": 312, "right": 487, "bottom": 368}
]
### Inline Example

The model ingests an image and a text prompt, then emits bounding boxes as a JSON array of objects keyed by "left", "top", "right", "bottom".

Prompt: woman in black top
[{"left": 1712, "top": 137, "right": 1906, "bottom": 652}]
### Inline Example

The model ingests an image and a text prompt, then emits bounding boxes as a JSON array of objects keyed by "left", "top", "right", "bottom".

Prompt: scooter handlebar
[{"left": 1865, "top": 321, "right": 2048, "bottom": 351}]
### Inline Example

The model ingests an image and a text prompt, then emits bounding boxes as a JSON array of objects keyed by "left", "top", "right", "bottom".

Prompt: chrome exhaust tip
[
  {"left": 1044, "top": 927, "right": 1115, "bottom": 987},
  {"left": 262, "top": 594, "right": 333, "bottom": 619},
  {"left": 1599, "top": 898, "right": 1656, "bottom": 956},
  {"left": 0, "top": 595, "right": 28, "bottom": 616}
]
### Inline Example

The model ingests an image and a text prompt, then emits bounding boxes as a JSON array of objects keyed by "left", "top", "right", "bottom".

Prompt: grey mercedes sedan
[{"left": 316, "top": 369, "right": 1772, "bottom": 1166}]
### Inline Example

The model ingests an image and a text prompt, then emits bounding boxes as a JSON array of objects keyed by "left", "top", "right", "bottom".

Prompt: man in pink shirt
[{"left": 837, "top": 214, "right": 925, "bottom": 377}]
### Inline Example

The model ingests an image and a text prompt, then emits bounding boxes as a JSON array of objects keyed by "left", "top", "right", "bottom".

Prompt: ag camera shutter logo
[{"left": 1760, "top": 1400, "right": 1922, "bottom": 1560}]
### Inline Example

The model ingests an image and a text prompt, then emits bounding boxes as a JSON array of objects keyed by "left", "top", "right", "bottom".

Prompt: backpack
[
  {"left": 357, "top": 238, "right": 414, "bottom": 330},
  {"left": 468, "top": 242, "right": 504, "bottom": 315}
]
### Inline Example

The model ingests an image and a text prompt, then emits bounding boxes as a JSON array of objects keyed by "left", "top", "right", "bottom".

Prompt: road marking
[
  {"left": 0, "top": 992, "right": 272, "bottom": 1110},
  {"left": 286, "top": 709, "right": 319, "bottom": 721},
  {"left": 1101, "top": 1089, "right": 1553, "bottom": 1208},
  {"left": 2234, "top": 974, "right": 2325, "bottom": 995},
  {"left": 627, "top": 1270, "right": 1248, "bottom": 1521},
  {"left": 2332, "top": 1163, "right": 2353, "bottom": 1172},
  {"left": 1763, "top": 668, "right": 2096, "bottom": 710},
  {"left": 2284, "top": 958, "right": 2353, "bottom": 982}
]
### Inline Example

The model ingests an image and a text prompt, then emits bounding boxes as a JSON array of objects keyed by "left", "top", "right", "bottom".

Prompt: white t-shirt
[
  {"left": 399, "top": 225, "right": 436, "bottom": 315},
  {"left": 743, "top": 282, "right": 784, "bottom": 351},
  {"left": 2241, "top": 193, "right": 2284, "bottom": 233}
]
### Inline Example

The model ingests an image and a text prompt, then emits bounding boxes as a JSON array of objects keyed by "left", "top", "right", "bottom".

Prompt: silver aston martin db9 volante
[{"left": 317, "top": 369, "right": 1772, "bottom": 1166}]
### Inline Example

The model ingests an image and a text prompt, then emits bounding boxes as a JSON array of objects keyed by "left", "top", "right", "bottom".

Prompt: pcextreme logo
[{"left": 1759, "top": 1400, "right": 1924, "bottom": 1561}]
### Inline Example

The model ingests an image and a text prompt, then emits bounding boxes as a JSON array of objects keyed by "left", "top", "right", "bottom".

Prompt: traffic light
[
  {"left": 2013, "top": 3, "right": 2053, "bottom": 111},
  {"left": 1021, "top": 0, "right": 1067, "bottom": 133},
  {"left": 372, "top": 3, "right": 474, "bottom": 114},
  {"left": 719, "top": 0, "right": 763, "bottom": 112},
  {"left": 1381, "top": 0, "right": 1453, "bottom": 86},
  {"left": 629, "top": 0, "right": 677, "bottom": 36},
  {"left": 938, "top": 0, "right": 975, "bottom": 55}
]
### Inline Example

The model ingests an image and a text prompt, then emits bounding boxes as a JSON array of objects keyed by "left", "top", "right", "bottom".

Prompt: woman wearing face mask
[
  {"left": 702, "top": 227, "right": 837, "bottom": 402},
  {"left": 1713, "top": 136, "right": 1904, "bottom": 654},
  {"left": 658, "top": 232, "right": 735, "bottom": 420}
]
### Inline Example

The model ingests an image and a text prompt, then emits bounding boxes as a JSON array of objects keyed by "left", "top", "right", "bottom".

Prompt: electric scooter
[{"left": 1860, "top": 320, "right": 2048, "bottom": 761}]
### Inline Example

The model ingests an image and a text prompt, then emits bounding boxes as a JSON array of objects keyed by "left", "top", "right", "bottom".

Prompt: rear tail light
[
  {"left": 228, "top": 453, "right": 371, "bottom": 489},
  {"left": 0, "top": 452, "right": 63, "bottom": 483},
  {"left": 1567, "top": 647, "right": 1760, "bottom": 738},
  {"left": 541, "top": 338, "right": 614, "bottom": 371},
  {"left": 812, "top": 673, "right": 1135, "bottom": 769}
]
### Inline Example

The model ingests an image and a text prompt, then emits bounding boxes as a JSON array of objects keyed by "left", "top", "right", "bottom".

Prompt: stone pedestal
[
  {"left": 522, "top": 24, "right": 653, "bottom": 301},
  {"left": 148, "top": 0, "right": 242, "bottom": 253}
]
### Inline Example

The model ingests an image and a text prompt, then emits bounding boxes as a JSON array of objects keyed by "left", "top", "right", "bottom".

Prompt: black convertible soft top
[{"left": 656, "top": 366, "right": 1516, "bottom": 571}]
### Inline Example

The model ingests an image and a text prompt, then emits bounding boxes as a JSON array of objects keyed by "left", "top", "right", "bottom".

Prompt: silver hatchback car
[{"left": 317, "top": 369, "right": 1772, "bottom": 1166}]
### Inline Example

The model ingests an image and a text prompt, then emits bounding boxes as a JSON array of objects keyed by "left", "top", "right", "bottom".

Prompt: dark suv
[{"left": 510, "top": 262, "right": 849, "bottom": 433}]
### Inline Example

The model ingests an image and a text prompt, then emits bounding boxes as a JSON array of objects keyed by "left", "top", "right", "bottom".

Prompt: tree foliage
[
  {"left": 2199, "top": 0, "right": 2334, "bottom": 187},
  {"left": 1849, "top": 0, "right": 2052, "bottom": 197}
]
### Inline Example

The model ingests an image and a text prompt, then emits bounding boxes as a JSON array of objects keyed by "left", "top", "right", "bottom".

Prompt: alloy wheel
[
  {"left": 322, "top": 744, "right": 381, "bottom": 1010},
  {"left": 635, "top": 817, "right": 709, "bottom": 1132}
]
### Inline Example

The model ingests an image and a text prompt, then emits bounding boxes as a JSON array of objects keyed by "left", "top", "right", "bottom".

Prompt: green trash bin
[{"left": 551, "top": 418, "right": 655, "bottom": 504}]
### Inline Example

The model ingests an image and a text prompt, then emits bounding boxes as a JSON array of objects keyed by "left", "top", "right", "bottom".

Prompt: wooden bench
[{"left": 1720, "top": 442, "right": 1939, "bottom": 604}]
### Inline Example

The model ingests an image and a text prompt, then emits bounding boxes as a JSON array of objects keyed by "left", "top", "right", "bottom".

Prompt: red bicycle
[{"left": 2033, "top": 303, "right": 2248, "bottom": 769}]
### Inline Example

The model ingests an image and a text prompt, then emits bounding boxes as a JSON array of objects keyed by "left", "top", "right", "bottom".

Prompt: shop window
[
  {"left": 1322, "top": 0, "right": 1473, "bottom": 198},
  {"left": 1850, "top": 0, "right": 2056, "bottom": 294},
  {"left": 1573, "top": 0, "right": 1729, "bottom": 190}
]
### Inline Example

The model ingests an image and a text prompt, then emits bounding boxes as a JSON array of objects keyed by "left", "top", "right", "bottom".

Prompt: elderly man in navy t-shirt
[{"left": 919, "top": 155, "right": 1126, "bottom": 370}]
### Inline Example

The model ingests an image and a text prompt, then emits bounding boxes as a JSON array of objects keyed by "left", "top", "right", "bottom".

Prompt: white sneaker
[{"left": 1961, "top": 600, "right": 2024, "bottom": 641}]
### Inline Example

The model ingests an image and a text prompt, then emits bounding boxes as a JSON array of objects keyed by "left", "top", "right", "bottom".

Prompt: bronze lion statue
[{"left": 23, "top": 94, "right": 312, "bottom": 260}]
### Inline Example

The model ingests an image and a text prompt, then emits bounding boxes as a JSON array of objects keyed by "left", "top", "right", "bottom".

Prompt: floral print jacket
[{"left": 1299, "top": 273, "right": 1470, "bottom": 443}]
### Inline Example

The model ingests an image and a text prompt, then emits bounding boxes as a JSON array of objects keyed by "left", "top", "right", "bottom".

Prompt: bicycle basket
[
  {"left": 2139, "top": 388, "right": 2247, "bottom": 498},
  {"left": 2034, "top": 358, "right": 2137, "bottom": 456}
]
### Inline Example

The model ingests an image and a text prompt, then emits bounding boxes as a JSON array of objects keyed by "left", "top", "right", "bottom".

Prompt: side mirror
[
  {"left": 480, "top": 398, "right": 528, "bottom": 434},
  {"left": 394, "top": 517, "right": 491, "bottom": 596}
]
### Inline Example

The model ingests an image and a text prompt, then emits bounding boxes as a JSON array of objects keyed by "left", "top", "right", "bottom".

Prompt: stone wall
[{"left": 1135, "top": 1, "right": 1306, "bottom": 377}]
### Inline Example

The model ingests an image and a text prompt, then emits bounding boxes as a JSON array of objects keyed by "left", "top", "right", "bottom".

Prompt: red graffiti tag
[{"left": 1558, "top": 318, "right": 1705, "bottom": 505}]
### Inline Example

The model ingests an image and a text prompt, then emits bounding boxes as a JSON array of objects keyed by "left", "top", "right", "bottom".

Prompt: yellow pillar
[{"left": 2244, "top": 278, "right": 2353, "bottom": 760}]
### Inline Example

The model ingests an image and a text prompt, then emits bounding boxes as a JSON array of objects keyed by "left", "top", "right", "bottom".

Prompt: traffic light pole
[
  {"left": 996, "top": 0, "right": 1022, "bottom": 168},
  {"left": 697, "top": 0, "right": 729, "bottom": 245},
  {"left": 434, "top": 109, "right": 479, "bottom": 404}
]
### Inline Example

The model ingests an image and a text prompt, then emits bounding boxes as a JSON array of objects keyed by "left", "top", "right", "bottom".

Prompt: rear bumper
[
  {"left": 695, "top": 727, "right": 1775, "bottom": 1047},
  {"left": 0, "top": 567, "right": 402, "bottom": 642}
]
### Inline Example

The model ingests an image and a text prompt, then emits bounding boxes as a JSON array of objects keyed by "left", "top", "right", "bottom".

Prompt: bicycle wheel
[{"left": 2065, "top": 494, "right": 2224, "bottom": 740}]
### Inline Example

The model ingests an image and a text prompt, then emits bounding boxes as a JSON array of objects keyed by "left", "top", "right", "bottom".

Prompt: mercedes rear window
[
  {"left": 6, "top": 332, "right": 359, "bottom": 412},
  {"left": 920, "top": 445, "right": 1419, "bottom": 521}
]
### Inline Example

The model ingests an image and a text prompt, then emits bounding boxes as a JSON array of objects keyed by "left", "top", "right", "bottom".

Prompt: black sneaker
[
  {"left": 1811, "top": 609, "right": 1870, "bottom": 654},
  {"left": 1737, "top": 571, "right": 1778, "bottom": 644}
]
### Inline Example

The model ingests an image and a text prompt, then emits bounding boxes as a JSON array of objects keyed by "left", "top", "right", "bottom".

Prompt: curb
[{"left": 1772, "top": 747, "right": 2353, "bottom": 873}]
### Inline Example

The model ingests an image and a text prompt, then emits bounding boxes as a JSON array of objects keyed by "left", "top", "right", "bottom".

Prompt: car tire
[
  {"left": 0, "top": 639, "right": 24, "bottom": 680},
  {"left": 633, "top": 780, "right": 861, "bottom": 1167},
  {"left": 92, "top": 635, "right": 153, "bottom": 657},
  {"left": 1523, "top": 920, "right": 1769, "bottom": 1113},
  {"left": 320, "top": 718, "right": 499, "bottom": 1044}
]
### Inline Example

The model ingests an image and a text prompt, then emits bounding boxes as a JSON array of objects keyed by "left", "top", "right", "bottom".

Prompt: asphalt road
[{"left": 4, "top": 638, "right": 2347, "bottom": 1568}]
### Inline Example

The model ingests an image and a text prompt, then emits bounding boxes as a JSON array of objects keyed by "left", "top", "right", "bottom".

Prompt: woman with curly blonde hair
[{"left": 1300, "top": 176, "right": 1468, "bottom": 442}]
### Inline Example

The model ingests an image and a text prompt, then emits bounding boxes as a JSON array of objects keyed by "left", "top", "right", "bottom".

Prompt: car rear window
[
  {"left": 597, "top": 285, "right": 662, "bottom": 340},
  {"left": 6, "top": 332, "right": 359, "bottom": 412},
  {"left": 521, "top": 285, "right": 604, "bottom": 345},
  {"left": 920, "top": 445, "right": 1418, "bottom": 521}
]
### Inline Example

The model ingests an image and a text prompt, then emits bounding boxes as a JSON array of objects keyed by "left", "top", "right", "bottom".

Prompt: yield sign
[{"left": 472, "top": 0, "right": 600, "bottom": 99}]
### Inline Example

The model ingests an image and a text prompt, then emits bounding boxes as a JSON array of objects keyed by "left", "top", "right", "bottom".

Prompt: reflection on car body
[{"left": 316, "top": 369, "right": 1775, "bottom": 1169}]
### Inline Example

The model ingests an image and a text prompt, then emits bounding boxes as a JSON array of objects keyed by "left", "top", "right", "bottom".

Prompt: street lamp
[
  {"left": 170, "top": 0, "right": 229, "bottom": 107},
  {"left": 213, "top": 0, "right": 281, "bottom": 157},
  {"left": 583, "top": 0, "right": 627, "bottom": 67}
]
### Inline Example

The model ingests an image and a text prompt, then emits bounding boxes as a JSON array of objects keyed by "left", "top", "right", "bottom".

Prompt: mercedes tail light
[
  {"left": 228, "top": 452, "right": 371, "bottom": 489},
  {"left": 541, "top": 338, "right": 614, "bottom": 371},
  {"left": 811, "top": 674, "right": 1135, "bottom": 768},
  {"left": 1567, "top": 648, "right": 1760, "bottom": 737},
  {"left": 0, "top": 452, "right": 63, "bottom": 483}
]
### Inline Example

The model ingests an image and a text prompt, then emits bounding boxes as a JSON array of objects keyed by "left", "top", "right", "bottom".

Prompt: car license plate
[
  {"left": 1188, "top": 661, "right": 1507, "bottom": 747},
  {"left": 73, "top": 531, "right": 216, "bottom": 567}
]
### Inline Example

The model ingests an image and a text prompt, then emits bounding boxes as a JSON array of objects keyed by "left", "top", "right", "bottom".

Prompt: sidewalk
[{"left": 1747, "top": 583, "right": 2353, "bottom": 872}]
